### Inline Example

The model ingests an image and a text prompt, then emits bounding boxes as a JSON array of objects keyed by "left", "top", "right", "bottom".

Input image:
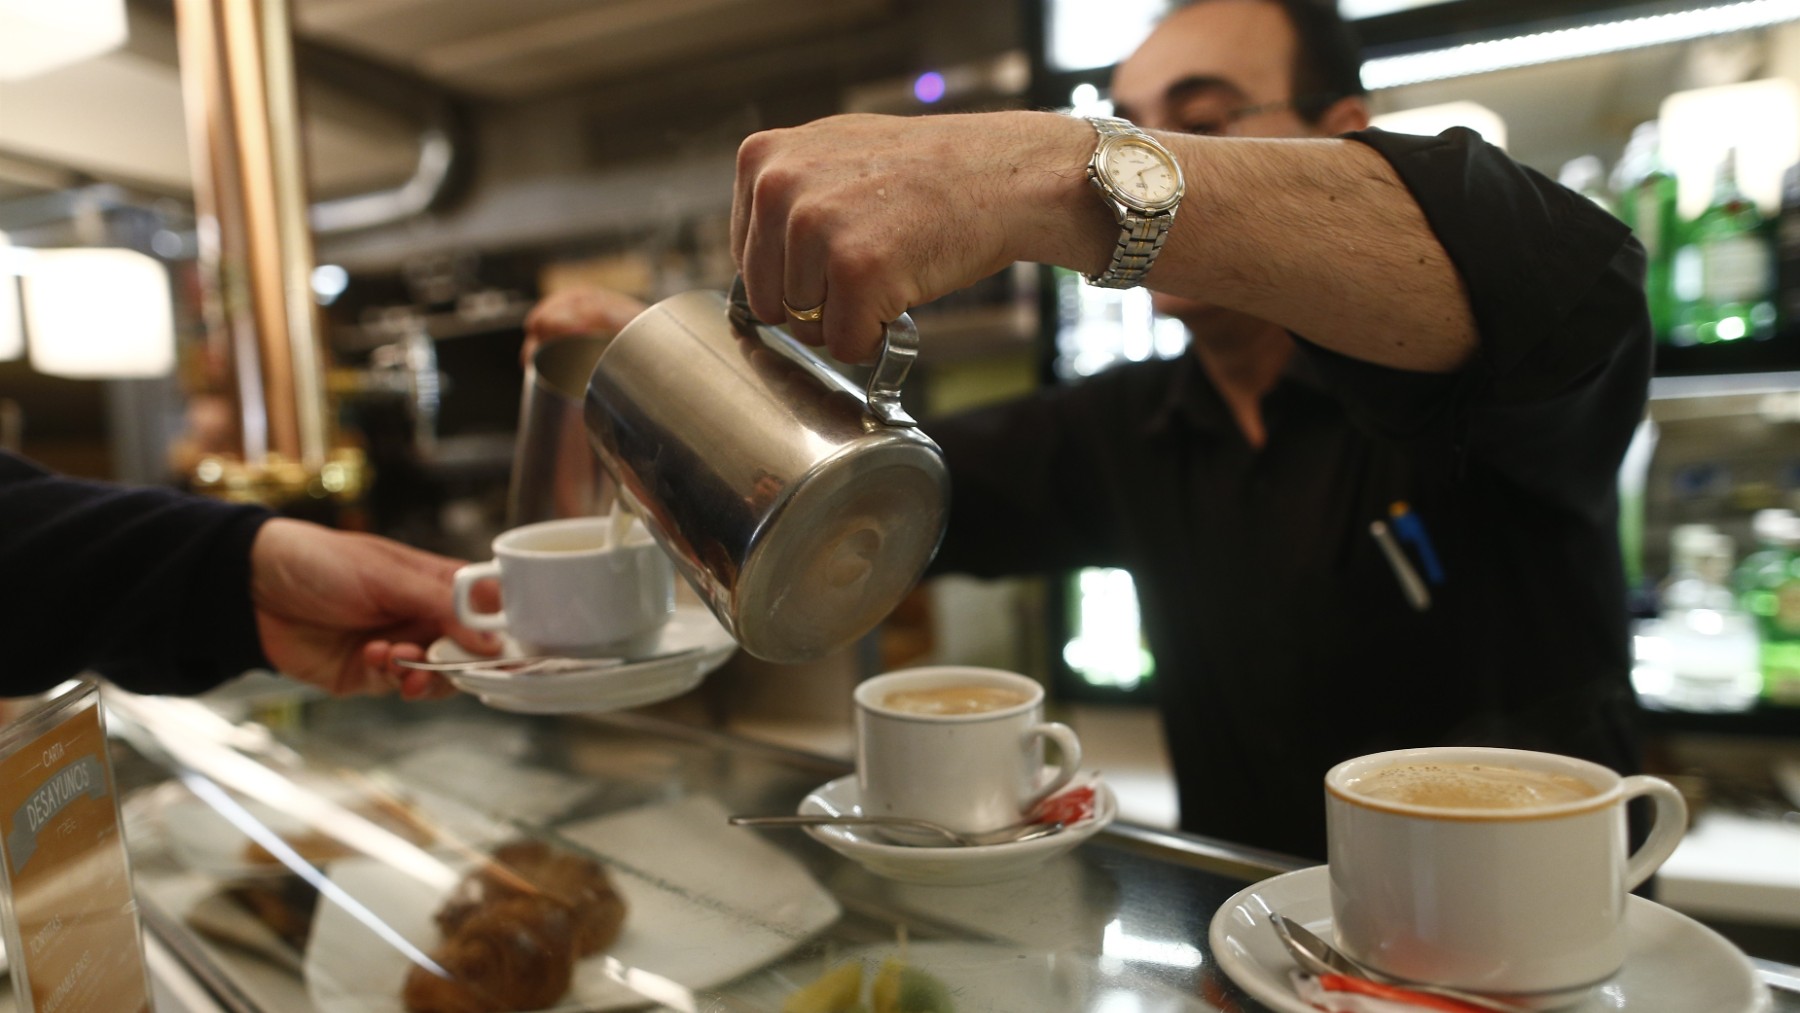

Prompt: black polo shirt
[{"left": 926, "top": 127, "right": 1652, "bottom": 861}]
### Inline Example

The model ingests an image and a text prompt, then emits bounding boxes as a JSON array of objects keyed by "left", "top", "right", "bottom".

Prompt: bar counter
[{"left": 88, "top": 683, "right": 1800, "bottom": 1013}]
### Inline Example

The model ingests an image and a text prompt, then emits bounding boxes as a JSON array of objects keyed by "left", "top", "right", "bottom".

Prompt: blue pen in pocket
[{"left": 1388, "top": 501, "right": 1445, "bottom": 586}]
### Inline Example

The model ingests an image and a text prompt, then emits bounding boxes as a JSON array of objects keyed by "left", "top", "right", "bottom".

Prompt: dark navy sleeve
[
  {"left": 1293, "top": 127, "right": 1652, "bottom": 521},
  {"left": 925, "top": 358, "right": 1185, "bottom": 579},
  {"left": 0, "top": 451, "right": 275, "bottom": 696}
]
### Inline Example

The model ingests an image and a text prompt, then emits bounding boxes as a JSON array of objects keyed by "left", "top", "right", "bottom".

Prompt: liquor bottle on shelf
[
  {"left": 1651, "top": 526, "right": 1760, "bottom": 712},
  {"left": 1738, "top": 510, "right": 1800, "bottom": 705},
  {"left": 1558, "top": 155, "right": 1615, "bottom": 216},
  {"left": 1612, "top": 123, "right": 1679, "bottom": 342},
  {"left": 1777, "top": 160, "right": 1800, "bottom": 336},
  {"left": 1672, "top": 147, "right": 1776, "bottom": 345}
]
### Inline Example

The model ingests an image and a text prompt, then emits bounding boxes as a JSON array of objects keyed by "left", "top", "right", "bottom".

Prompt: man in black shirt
[{"left": 726, "top": 0, "right": 1648, "bottom": 859}]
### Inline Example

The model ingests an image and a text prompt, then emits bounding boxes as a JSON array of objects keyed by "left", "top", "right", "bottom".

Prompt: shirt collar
[{"left": 1144, "top": 339, "right": 1331, "bottom": 438}]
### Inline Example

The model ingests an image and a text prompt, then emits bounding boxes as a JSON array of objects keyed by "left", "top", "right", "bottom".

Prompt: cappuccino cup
[
  {"left": 452, "top": 515, "right": 676, "bottom": 658},
  {"left": 1326, "top": 746, "right": 1687, "bottom": 1004},
  {"left": 855, "top": 667, "right": 1082, "bottom": 843}
]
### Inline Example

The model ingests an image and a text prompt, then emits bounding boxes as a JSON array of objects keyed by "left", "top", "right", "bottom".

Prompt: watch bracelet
[{"left": 1086, "top": 212, "right": 1170, "bottom": 288}]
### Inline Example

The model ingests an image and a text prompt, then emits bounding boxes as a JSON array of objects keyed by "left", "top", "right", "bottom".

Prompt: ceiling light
[
  {"left": 914, "top": 71, "right": 946, "bottom": 104},
  {"left": 22, "top": 249, "right": 175, "bottom": 379},
  {"left": 0, "top": 0, "right": 128, "bottom": 81},
  {"left": 1363, "top": 0, "right": 1800, "bottom": 90}
]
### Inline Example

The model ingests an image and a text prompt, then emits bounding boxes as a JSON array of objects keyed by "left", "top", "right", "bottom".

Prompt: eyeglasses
[{"left": 1178, "top": 93, "right": 1343, "bottom": 136}]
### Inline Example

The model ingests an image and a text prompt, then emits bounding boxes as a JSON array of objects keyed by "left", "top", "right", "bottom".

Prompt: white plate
[
  {"left": 304, "top": 795, "right": 841, "bottom": 1012},
  {"left": 1208, "top": 865, "right": 1774, "bottom": 1013},
  {"left": 374, "top": 747, "right": 598, "bottom": 825},
  {"left": 426, "top": 603, "right": 737, "bottom": 714},
  {"left": 798, "top": 774, "right": 1116, "bottom": 886},
  {"left": 736, "top": 940, "right": 1214, "bottom": 1012}
]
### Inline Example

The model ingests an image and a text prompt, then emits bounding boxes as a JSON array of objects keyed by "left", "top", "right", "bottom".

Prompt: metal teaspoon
[{"left": 1271, "top": 914, "right": 1532, "bottom": 1013}]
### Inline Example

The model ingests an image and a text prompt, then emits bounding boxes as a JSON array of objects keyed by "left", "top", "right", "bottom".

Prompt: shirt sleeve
[
  {"left": 0, "top": 451, "right": 275, "bottom": 696},
  {"left": 1293, "top": 127, "right": 1653, "bottom": 518}
]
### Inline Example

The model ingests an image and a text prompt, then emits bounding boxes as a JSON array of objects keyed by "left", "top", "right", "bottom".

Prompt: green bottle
[
  {"left": 1737, "top": 510, "right": 1800, "bottom": 704},
  {"left": 1613, "top": 123, "right": 1680, "bottom": 342},
  {"left": 1675, "top": 148, "right": 1776, "bottom": 345}
]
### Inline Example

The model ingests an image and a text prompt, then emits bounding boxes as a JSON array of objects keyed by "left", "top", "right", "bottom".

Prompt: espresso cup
[
  {"left": 451, "top": 516, "right": 676, "bottom": 658},
  {"left": 1325, "top": 746, "right": 1688, "bottom": 1003},
  {"left": 854, "top": 667, "right": 1082, "bottom": 842}
]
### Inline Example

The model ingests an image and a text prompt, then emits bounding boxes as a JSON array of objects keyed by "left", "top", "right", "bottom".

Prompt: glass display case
[{"left": 55, "top": 680, "right": 1799, "bottom": 1012}]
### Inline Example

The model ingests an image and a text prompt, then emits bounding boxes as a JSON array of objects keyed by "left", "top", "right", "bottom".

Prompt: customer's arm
[
  {"left": 0, "top": 452, "right": 489, "bottom": 699},
  {"left": 730, "top": 110, "right": 1476, "bottom": 371}
]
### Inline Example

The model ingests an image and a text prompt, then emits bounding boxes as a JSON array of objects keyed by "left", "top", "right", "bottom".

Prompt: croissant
[
  {"left": 404, "top": 839, "right": 628, "bottom": 1012},
  {"left": 436, "top": 840, "right": 626, "bottom": 956},
  {"left": 402, "top": 897, "right": 576, "bottom": 1013}
]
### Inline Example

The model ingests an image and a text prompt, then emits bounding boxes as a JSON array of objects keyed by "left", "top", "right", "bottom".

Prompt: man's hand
[
  {"left": 249, "top": 519, "right": 500, "bottom": 700},
  {"left": 732, "top": 111, "right": 1100, "bottom": 364}
]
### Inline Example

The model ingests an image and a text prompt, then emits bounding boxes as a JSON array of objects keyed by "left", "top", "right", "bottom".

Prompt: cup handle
[
  {"left": 1621, "top": 774, "right": 1689, "bottom": 891},
  {"left": 452, "top": 561, "right": 508, "bottom": 632},
  {"left": 1024, "top": 722, "right": 1083, "bottom": 807}
]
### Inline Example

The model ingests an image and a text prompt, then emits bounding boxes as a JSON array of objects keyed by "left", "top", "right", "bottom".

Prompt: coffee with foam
[
  {"left": 881, "top": 685, "right": 1031, "bottom": 716},
  {"left": 1349, "top": 761, "right": 1601, "bottom": 810}
]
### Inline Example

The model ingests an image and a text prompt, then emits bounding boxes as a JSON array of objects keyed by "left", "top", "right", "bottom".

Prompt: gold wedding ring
[{"left": 783, "top": 298, "right": 825, "bottom": 322}]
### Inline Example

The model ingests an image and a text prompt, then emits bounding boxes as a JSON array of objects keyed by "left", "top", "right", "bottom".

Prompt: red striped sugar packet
[{"left": 1291, "top": 971, "right": 1500, "bottom": 1013}]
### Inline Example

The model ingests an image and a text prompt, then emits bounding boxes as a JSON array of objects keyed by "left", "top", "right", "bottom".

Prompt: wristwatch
[{"left": 1083, "top": 116, "right": 1185, "bottom": 289}]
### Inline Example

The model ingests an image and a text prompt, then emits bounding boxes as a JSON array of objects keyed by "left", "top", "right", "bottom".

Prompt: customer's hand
[
  {"left": 731, "top": 111, "right": 1098, "bottom": 363},
  {"left": 249, "top": 519, "right": 500, "bottom": 700},
  {"left": 522, "top": 287, "right": 649, "bottom": 368}
]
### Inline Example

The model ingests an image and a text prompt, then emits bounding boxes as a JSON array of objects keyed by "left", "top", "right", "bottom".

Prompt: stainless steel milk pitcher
[
  {"left": 509, "top": 336, "right": 611, "bottom": 527},
  {"left": 583, "top": 279, "right": 948, "bottom": 663}
]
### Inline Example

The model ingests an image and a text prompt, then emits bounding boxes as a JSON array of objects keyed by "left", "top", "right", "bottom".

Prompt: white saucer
[
  {"left": 1208, "top": 865, "right": 1773, "bottom": 1013},
  {"left": 426, "top": 603, "right": 737, "bottom": 714},
  {"left": 797, "top": 774, "right": 1116, "bottom": 886}
]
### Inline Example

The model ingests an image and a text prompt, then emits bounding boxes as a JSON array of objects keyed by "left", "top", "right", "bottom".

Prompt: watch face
[{"left": 1102, "top": 139, "right": 1180, "bottom": 207}]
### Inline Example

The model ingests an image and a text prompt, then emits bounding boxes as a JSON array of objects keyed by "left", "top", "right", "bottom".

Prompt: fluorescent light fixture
[
  {"left": 1047, "top": 0, "right": 1165, "bottom": 72},
  {"left": 1341, "top": 0, "right": 1459, "bottom": 17},
  {"left": 0, "top": 232, "right": 19, "bottom": 362},
  {"left": 0, "top": 0, "right": 128, "bottom": 81},
  {"left": 1363, "top": 0, "right": 1800, "bottom": 90},
  {"left": 1371, "top": 101, "right": 1509, "bottom": 150},
  {"left": 22, "top": 248, "right": 175, "bottom": 379},
  {"left": 1659, "top": 78, "right": 1800, "bottom": 216}
]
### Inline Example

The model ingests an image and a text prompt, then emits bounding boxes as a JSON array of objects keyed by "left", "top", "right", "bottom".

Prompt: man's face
[
  {"left": 1110, "top": 0, "right": 1349, "bottom": 326},
  {"left": 1111, "top": 0, "right": 1312, "bottom": 141}
]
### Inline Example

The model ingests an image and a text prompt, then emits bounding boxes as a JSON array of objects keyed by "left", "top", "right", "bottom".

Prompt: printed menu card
[{"left": 0, "top": 681, "right": 153, "bottom": 1013}]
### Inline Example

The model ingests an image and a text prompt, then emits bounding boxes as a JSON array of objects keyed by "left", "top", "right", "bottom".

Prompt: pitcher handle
[
  {"left": 864, "top": 314, "right": 920, "bottom": 428},
  {"left": 727, "top": 275, "right": 920, "bottom": 429}
]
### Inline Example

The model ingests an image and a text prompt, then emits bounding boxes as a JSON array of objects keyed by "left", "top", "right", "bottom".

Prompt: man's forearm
[
  {"left": 1155, "top": 134, "right": 1475, "bottom": 372},
  {"left": 1019, "top": 116, "right": 1478, "bottom": 373},
  {"left": 731, "top": 110, "right": 1481, "bottom": 370}
]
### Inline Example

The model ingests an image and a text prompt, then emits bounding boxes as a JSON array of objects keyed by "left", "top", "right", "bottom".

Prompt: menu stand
[{"left": 0, "top": 681, "right": 154, "bottom": 1013}]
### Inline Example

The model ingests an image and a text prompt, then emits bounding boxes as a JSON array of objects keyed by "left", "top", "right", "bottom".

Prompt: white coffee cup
[
  {"left": 1325, "top": 746, "right": 1688, "bottom": 1003},
  {"left": 451, "top": 515, "right": 676, "bottom": 658},
  {"left": 854, "top": 667, "right": 1082, "bottom": 842}
]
